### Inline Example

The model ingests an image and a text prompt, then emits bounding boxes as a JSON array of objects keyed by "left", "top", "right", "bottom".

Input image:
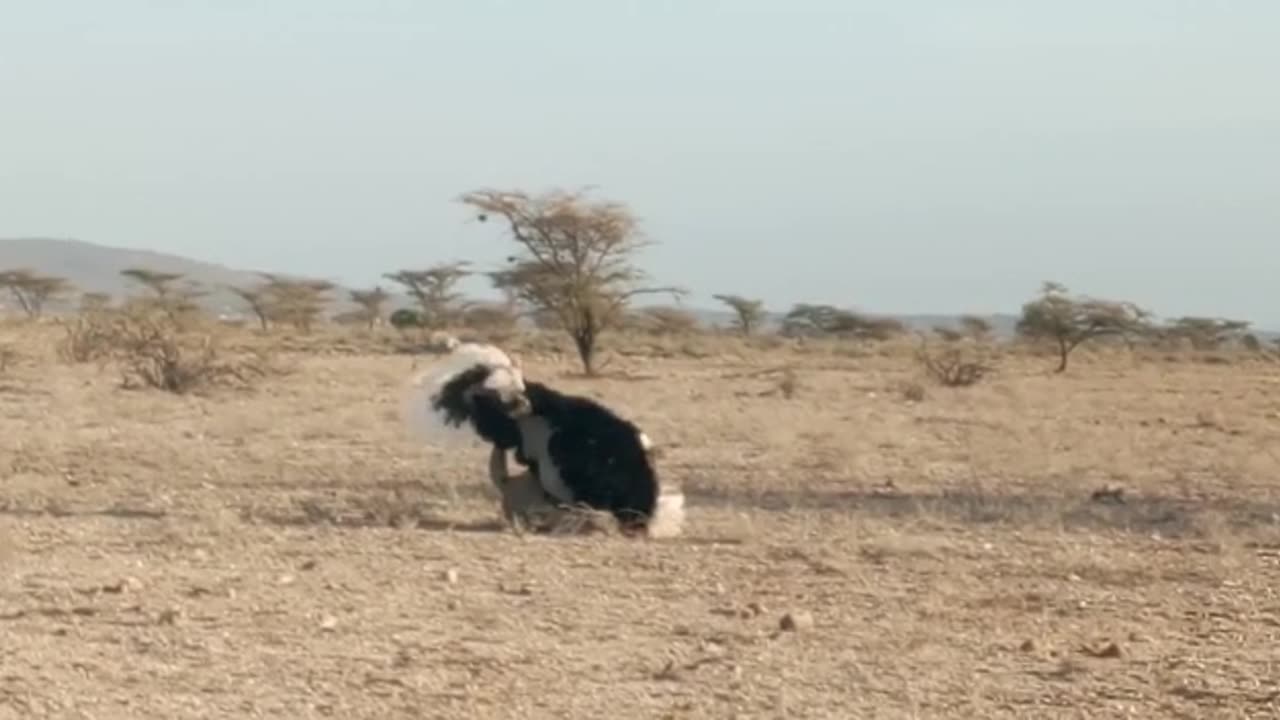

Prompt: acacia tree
[
  {"left": 261, "top": 275, "right": 333, "bottom": 332},
  {"left": 120, "top": 267, "right": 206, "bottom": 321},
  {"left": 1015, "top": 282, "right": 1150, "bottom": 373},
  {"left": 958, "top": 314, "right": 994, "bottom": 341},
  {"left": 383, "top": 262, "right": 471, "bottom": 330},
  {"left": 636, "top": 305, "right": 701, "bottom": 335},
  {"left": 348, "top": 286, "right": 392, "bottom": 329},
  {"left": 0, "top": 270, "right": 72, "bottom": 317},
  {"left": 231, "top": 274, "right": 334, "bottom": 332},
  {"left": 932, "top": 314, "right": 995, "bottom": 343},
  {"left": 1163, "top": 316, "right": 1251, "bottom": 350},
  {"left": 120, "top": 268, "right": 185, "bottom": 298},
  {"left": 781, "top": 303, "right": 905, "bottom": 341},
  {"left": 460, "top": 187, "right": 681, "bottom": 375},
  {"left": 228, "top": 285, "right": 272, "bottom": 331},
  {"left": 713, "top": 294, "right": 766, "bottom": 335}
]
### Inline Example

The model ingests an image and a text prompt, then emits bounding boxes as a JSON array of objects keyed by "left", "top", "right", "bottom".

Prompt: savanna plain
[{"left": 2, "top": 324, "right": 1279, "bottom": 719}]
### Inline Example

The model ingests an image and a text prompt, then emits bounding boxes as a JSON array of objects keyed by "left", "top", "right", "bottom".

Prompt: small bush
[
  {"left": 899, "top": 380, "right": 926, "bottom": 402},
  {"left": 915, "top": 340, "right": 995, "bottom": 388},
  {"left": 59, "top": 301, "right": 276, "bottom": 394},
  {"left": 58, "top": 312, "right": 119, "bottom": 363},
  {"left": 0, "top": 345, "right": 16, "bottom": 374}
]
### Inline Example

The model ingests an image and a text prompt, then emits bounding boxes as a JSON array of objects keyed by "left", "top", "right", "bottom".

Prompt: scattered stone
[
  {"left": 779, "top": 610, "right": 814, "bottom": 632},
  {"left": 319, "top": 614, "right": 339, "bottom": 631},
  {"left": 277, "top": 573, "right": 296, "bottom": 586},
  {"left": 1018, "top": 639, "right": 1036, "bottom": 653},
  {"left": 102, "top": 577, "right": 143, "bottom": 594},
  {"left": 1081, "top": 641, "right": 1122, "bottom": 659},
  {"left": 1090, "top": 484, "right": 1126, "bottom": 504},
  {"left": 299, "top": 559, "right": 318, "bottom": 571},
  {"left": 442, "top": 569, "right": 459, "bottom": 585}
]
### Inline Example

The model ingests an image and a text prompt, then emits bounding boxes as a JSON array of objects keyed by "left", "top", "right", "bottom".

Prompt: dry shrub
[
  {"left": 0, "top": 344, "right": 16, "bottom": 374},
  {"left": 915, "top": 339, "right": 995, "bottom": 387},
  {"left": 58, "top": 301, "right": 276, "bottom": 394},
  {"left": 898, "top": 380, "right": 926, "bottom": 402},
  {"left": 776, "top": 366, "right": 799, "bottom": 398},
  {"left": 545, "top": 504, "right": 619, "bottom": 536},
  {"left": 58, "top": 311, "right": 119, "bottom": 363}
]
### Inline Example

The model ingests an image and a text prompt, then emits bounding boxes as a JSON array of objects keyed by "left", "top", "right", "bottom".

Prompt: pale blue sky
[{"left": 2, "top": 1, "right": 1278, "bottom": 325}]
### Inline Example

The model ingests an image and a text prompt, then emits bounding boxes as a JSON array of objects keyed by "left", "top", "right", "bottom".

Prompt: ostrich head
[
  {"left": 428, "top": 342, "right": 532, "bottom": 425},
  {"left": 402, "top": 340, "right": 532, "bottom": 447}
]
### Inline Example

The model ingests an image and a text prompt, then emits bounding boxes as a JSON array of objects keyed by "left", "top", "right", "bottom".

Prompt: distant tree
[
  {"left": 261, "top": 275, "right": 334, "bottom": 333},
  {"left": 636, "top": 305, "right": 701, "bottom": 336},
  {"left": 931, "top": 325, "right": 965, "bottom": 342},
  {"left": 228, "top": 285, "right": 272, "bottom": 331},
  {"left": 1163, "top": 316, "right": 1251, "bottom": 351},
  {"left": 120, "top": 267, "right": 206, "bottom": 322},
  {"left": 78, "top": 292, "right": 113, "bottom": 314},
  {"left": 460, "top": 187, "right": 682, "bottom": 375},
  {"left": 932, "top": 315, "right": 994, "bottom": 343},
  {"left": 460, "top": 302, "right": 519, "bottom": 333},
  {"left": 958, "top": 314, "right": 994, "bottom": 341},
  {"left": 0, "top": 269, "right": 72, "bottom": 318},
  {"left": 348, "top": 286, "right": 391, "bottom": 329},
  {"left": 383, "top": 263, "right": 471, "bottom": 329},
  {"left": 781, "top": 303, "right": 905, "bottom": 341},
  {"left": 231, "top": 275, "right": 333, "bottom": 333},
  {"left": 120, "top": 268, "right": 185, "bottom": 297},
  {"left": 713, "top": 294, "right": 766, "bottom": 335},
  {"left": 1015, "top": 282, "right": 1151, "bottom": 373}
]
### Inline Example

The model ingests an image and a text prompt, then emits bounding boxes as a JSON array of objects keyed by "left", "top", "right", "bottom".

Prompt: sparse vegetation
[
  {"left": 1162, "top": 316, "right": 1252, "bottom": 350},
  {"left": 4, "top": 238, "right": 1279, "bottom": 718},
  {"left": 781, "top": 303, "right": 906, "bottom": 341},
  {"left": 914, "top": 335, "right": 996, "bottom": 387},
  {"left": 230, "top": 274, "right": 334, "bottom": 333},
  {"left": 58, "top": 298, "right": 275, "bottom": 393},
  {"left": 634, "top": 305, "right": 701, "bottom": 336}
]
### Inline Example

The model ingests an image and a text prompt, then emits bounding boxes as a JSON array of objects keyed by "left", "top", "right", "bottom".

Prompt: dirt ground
[{"left": 2, "top": 330, "right": 1279, "bottom": 719}]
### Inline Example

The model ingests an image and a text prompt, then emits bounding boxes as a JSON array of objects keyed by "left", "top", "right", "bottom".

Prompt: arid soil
[{"left": 2, "top": 329, "right": 1279, "bottom": 719}]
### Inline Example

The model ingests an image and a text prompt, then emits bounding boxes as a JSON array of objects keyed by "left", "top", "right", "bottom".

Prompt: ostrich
[{"left": 401, "top": 340, "right": 684, "bottom": 538}]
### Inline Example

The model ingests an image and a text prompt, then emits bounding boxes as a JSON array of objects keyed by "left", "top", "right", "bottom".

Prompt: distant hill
[{"left": 0, "top": 237, "right": 346, "bottom": 315}]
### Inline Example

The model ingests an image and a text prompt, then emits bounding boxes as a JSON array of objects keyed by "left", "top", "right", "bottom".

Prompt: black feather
[
  {"left": 524, "top": 381, "right": 659, "bottom": 533},
  {"left": 430, "top": 363, "right": 523, "bottom": 451}
]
